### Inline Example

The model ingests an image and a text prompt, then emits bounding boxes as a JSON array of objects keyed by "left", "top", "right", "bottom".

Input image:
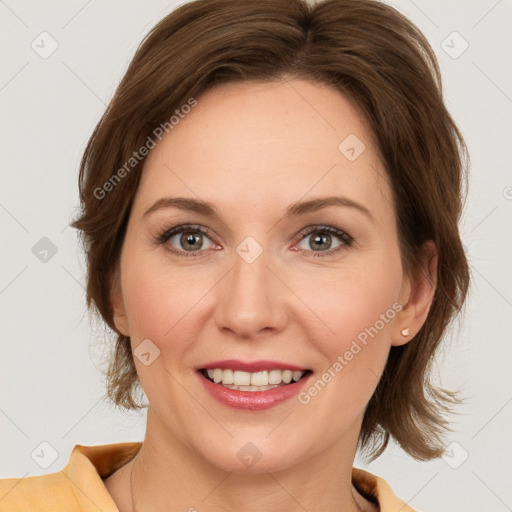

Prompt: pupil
[
  {"left": 312, "top": 233, "right": 330, "bottom": 250},
  {"left": 182, "top": 232, "right": 202, "bottom": 250}
]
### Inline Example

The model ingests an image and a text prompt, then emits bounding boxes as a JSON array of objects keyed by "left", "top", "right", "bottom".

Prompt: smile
[
  {"left": 196, "top": 360, "right": 313, "bottom": 410},
  {"left": 201, "top": 368, "right": 309, "bottom": 391}
]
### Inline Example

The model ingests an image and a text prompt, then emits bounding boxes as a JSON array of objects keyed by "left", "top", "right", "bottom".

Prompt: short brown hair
[{"left": 72, "top": 0, "right": 469, "bottom": 461}]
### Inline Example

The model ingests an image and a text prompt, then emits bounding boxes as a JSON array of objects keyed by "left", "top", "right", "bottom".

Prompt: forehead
[{"left": 135, "top": 79, "right": 392, "bottom": 219}]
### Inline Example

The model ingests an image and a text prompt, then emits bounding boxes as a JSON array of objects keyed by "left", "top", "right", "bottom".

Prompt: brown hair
[{"left": 72, "top": 0, "right": 469, "bottom": 461}]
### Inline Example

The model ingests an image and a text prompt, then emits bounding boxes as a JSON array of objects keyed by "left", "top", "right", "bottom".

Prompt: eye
[
  {"left": 294, "top": 225, "right": 353, "bottom": 257},
  {"left": 158, "top": 224, "right": 217, "bottom": 257},
  {"left": 157, "top": 223, "right": 354, "bottom": 259}
]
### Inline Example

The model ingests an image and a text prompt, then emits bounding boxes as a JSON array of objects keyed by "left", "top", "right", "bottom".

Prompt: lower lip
[{"left": 198, "top": 371, "right": 311, "bottom": 411}]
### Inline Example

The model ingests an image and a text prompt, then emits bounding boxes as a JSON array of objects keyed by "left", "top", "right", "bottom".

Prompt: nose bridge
[
  {"left": 214, "top": 237, "right": 286, "bottom": 336},
  {"left": 232, "top": 247, "right": 269, "bottom": 299}
]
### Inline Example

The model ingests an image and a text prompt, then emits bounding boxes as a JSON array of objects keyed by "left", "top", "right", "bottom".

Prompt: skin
[{"left": 105, "top": 78, "right": 437, "bottom": 511}]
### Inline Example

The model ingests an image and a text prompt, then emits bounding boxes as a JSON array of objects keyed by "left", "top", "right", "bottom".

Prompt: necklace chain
[{"left": 130, "top": 454, "right": 137, "bottom": 512}]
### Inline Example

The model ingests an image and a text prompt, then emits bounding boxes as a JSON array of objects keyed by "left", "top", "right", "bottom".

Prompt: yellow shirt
[{"left": 0, "top": 442, "right": 415, "bottom": 511}]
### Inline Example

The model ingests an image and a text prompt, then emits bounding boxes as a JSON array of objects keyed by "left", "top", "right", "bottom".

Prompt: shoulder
[
  {"left": 0, "top": 471, "right": 78, "bottom": 511},
  {"left": 352, "top": 467, "right": 416, "bottom": 512},
  {"left": 0, "top": 442, "right": 141, "bottom": 511}
]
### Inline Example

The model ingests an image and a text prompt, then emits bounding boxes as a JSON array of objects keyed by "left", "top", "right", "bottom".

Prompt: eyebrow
[{"left": 143, "top": 195, "right": 375, "bottom": 223}]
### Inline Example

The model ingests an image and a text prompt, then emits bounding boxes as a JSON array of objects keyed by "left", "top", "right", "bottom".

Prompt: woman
[{"left": 0, "top": 0, "right": 469, "bottom": 510}]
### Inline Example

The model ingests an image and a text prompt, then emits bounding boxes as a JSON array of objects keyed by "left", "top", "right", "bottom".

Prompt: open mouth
[{"left": 199, "top": 368, "right": 313, "bottom": 392}]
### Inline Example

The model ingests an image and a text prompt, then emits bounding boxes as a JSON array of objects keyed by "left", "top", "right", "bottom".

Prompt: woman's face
[{"left": 112, "top": 78, "right": 414, "bottom": 473}]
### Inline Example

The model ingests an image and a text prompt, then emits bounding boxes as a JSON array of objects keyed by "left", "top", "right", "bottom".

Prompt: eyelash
[{"left": 156, "top": 223, "right": 354, "bottom": 259}]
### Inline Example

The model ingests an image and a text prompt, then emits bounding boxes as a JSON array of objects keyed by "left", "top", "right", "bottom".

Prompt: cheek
[
  {"left": 296, "top": 260, "right": 402, "bottom": 349},
  {"left": 119, "top": 258, "right": 209, "bottom": 404},
  {"left": 285, "top": 272, "right": 401, "bottom": 458},
  {"left": 119, "top": 249, "right": 214, "bottom": 357},
  {"left": 292, "top": 256, "right": 402, "bottom": 405}
]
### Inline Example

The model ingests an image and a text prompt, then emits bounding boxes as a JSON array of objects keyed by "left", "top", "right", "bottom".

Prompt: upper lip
[{"left": 197, "top": 359, "right": 310, "bottom": 372}]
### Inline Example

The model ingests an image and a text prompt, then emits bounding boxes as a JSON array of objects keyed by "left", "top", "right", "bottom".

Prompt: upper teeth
[{"left": 206, "top": 369, "right": 304, "bottom": 386}]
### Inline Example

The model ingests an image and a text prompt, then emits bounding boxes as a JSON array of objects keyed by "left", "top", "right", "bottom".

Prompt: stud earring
[{"left": 401, "top": 327, "right": 410, "bottom": 337}]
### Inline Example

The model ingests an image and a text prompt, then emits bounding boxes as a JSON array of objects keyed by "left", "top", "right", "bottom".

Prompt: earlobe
[
  {"left": 392, "top": 241, "right": 437, "bottom": 346},
  {"left": 110, "top": 270, "right": 130, "bottom": 337}
]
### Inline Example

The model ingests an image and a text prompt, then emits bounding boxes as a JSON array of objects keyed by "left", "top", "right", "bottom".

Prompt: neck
[{"left": 120, "top": 409, "right": 371, "bottom": 512}]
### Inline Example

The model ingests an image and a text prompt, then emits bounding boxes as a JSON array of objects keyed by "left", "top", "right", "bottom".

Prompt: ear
[
  {"left": 392, "top": 240, "right": 437, "bottom": 347},
  {"left": 110, "top": 265, "right": 130, "bottom": 337}
]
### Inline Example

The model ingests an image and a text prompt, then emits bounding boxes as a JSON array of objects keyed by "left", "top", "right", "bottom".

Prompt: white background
[{"left": 1, "top": 1, "right": 511, "bottom": 510}]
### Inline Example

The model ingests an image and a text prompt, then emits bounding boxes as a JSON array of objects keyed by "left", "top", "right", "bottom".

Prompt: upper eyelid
[
  {"left": 159, "top": 224, "right": 214, "bottom": 242},
  {"left": 296, "top": 225, "right": 352, "bottom": 239}
]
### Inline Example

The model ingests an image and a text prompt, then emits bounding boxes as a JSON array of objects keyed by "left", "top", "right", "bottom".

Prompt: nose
[{"left": 214, "top": 246, "right": 288, "bottom": 340}]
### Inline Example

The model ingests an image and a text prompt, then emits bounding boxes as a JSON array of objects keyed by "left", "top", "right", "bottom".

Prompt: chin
[{"left": 192, "top": 434, "right": 307, "bottom": 474}]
